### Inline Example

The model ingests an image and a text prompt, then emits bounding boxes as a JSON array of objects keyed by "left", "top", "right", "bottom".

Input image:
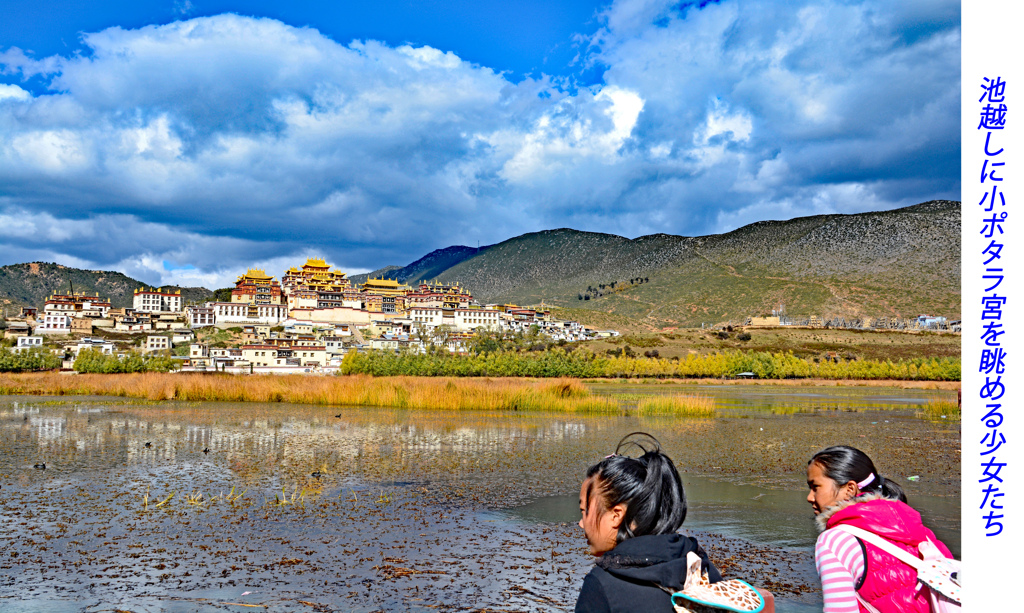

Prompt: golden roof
[
  {"left": 237, "top": 268, "right": 273, "bottom": 282},
  {"left": 363, "top": 278, "right": 401, "bottom": 288}
]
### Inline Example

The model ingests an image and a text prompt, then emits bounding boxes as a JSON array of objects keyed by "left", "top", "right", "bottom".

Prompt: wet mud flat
[{"left": 0, "top": 392, "right": 959, "bottom": 612}]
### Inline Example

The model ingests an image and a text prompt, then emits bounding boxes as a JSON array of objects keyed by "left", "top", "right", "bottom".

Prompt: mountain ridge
[
  {"left": 1, "top": 201, "right": 960, "bottom": 328},
  {"left": 0, "top": 262, "right": 213, "bottom": 312}
]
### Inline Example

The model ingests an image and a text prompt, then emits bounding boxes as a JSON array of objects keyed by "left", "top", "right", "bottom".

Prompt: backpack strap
[
  {"left": 854, "top": 592, "right": 883, "bottom": 613},
  {"left": 833, "top": 524, "right": 924, "bottom": 570}
]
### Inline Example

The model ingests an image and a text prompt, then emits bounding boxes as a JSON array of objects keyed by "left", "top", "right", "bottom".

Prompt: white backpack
[{"left": 835, "top": 524, "right": 960, "bottom": 613}]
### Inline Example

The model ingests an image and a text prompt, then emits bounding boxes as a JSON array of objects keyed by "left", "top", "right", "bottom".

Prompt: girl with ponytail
[
  {"left": 807, "top": 445, "right": 954, "bottom": 613},
  {"left": 575, "top": 433, "right": 774, "bottom": 613}
]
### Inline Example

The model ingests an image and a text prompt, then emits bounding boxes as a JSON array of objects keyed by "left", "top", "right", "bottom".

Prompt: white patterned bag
[{"left": 669, "top": 552, "right": 765, "bottom": 613}]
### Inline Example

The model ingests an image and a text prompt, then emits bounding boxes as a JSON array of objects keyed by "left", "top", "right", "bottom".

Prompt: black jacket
[{"left": 574, "top": 533, "right": 722, "bottom": 613}]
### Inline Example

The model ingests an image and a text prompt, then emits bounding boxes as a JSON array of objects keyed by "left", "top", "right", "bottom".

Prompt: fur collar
[{"left": 815, "top": 492, "right": 888, "bottom": 532}]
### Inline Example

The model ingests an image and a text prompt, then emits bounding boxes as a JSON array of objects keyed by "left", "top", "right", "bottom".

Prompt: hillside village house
[
  {"left": 70, "top": 317, "right": 93, "bottom": 334},
  {"left": 73, "top": 338, "right": 115, "bottom": 355},
  {"left": 145, "top": 335, "right": 170, "bottom": 353},
  {"left": 369, "top": 337, "right": 401, "bottom": 351},
  {"left": 454, "top": 308, "right": 501, "bottom": 331},
  {"left": 291, "top": 346, "right": 327, "bottom": 367},
  {"left": 186, "top": 305, "right": 216, "bottom": 327},
  {"left": 240, "top": 344, "right": 327, "bottom": 368},
  {"left": 3, "top": 321, "right": 31, "bottom": 339},
  {"left": 190, "top": 343, "right": 209, "bottom": 359},
  {"left": 285, "top": 322, "right": 314, "bottom": 335},
  {"left": 14, "top": 336, "right": 43, "bottom": 352},
  {"left": 43, "top": 291, "right": 111, "bottom": 319},
  {"left": 210, "top": 301, "right": 287, "bottom": 325},
  {"left": 36, "top": 314, "right": 71, "bottom": 335},
  {"left": 409, "top": 307, "right": 502, "bottom": 333},
  {"left": 151, "top": 313, "right": 188, "bottom": 330},
  {"left": 133, "top": 287, "right": 183, "bottom": 313},
  {"left": 113, "top": 314, "right": 151, "bottom": 333},
  {"left": 241, "top": 345, "right": 278, "bottom": 367},
  {"left": 368, "top": 319, "right": 407, "bottom": 337},
  {"left": 322, "top": 336, "right": 348, "bottom": 355}
]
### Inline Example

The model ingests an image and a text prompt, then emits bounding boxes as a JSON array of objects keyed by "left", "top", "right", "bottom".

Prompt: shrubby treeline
[
  {"left": 0, "top": 347, "right": 63, "bottom": 372},
  {"left": 73, "top": 349, "right": 179, "bottom": 373},
  {"left": 340, "top": 348, "right": 960, "bottom": 381}
]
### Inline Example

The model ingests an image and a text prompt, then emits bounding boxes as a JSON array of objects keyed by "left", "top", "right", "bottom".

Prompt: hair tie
[
  {"left": 857, "top": 473, "right": 875, "bottom": 489},
  {"left": 604, "top": 453, "right": 617, "bottom": 459}
]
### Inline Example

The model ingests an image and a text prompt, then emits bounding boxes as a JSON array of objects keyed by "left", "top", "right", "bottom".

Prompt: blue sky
[{"left": 0, "top": 0, "right": 960, "bottom": 289}]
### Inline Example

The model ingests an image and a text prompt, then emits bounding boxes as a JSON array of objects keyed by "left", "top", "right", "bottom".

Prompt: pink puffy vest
[{"left": 826, "top": 499, "right": 953, "bottom": 613}]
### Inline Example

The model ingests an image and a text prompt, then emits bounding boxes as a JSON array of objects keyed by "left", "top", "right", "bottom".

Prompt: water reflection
[
  {"left": 591, "top": 381, "right": 957, "bottom": 416},
  {"left": 500, "top": 474, "right": 959, "bottom": 557},
  {"left": 0, "top": 389, "right": 959, "bottom": 612}
]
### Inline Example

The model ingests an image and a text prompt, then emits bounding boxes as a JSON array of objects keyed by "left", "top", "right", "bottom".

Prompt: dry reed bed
[
  {"left": 0, "top": 372, "right": 622, "bottom": 413},
  {"left": 922, "top": 398, "right": 961, "bottom": 421},
  {"left": 636, "top": 394, "right": 717, "bottom": 417},
  {"left": 587, "top": 377, "right": 961, "bottom": 390}
]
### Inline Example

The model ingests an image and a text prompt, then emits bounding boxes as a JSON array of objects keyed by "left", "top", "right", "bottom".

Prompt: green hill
[
  {"left": 428, "top": 200, "right": 960, "bottom": 329},
  {"left": 0, "top": 262, "right": 213, "bottom": 312}
]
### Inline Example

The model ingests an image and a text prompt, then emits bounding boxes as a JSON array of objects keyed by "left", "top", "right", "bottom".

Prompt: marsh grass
[
  {"left": 921, "top": 398, "right": 961, "bottom": 421},
  {"left": 0, "top": 373, "right": 618, "bottom": 413},
  {"left": 635, "top": 394, "right": 717, "bottom": 417}
]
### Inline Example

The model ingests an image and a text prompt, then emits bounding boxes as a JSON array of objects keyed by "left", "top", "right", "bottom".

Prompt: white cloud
[
  {"left": 493, "top": 85, "right": 644, "bottom": 184},
  {"left": 0, "top": 4, "right": 960, "bottom": 285},
  {"left": 0, "top": 83, "right": 30, "bottom": 101}
]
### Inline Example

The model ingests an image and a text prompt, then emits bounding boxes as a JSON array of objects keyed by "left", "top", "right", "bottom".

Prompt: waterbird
[
  {"left": 203, "top": 447, "right": 210, "bottom": 454},
  {"left": 144, "top": 442, "right": 152, "bottom": 448},
  {"left": 33, "top": 462, "right": 46, "bottom": 470},
  {"left": 311, "top": 470, "right": 324, "bottom": 479}
]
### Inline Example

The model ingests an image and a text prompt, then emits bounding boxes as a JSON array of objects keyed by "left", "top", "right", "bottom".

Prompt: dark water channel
[{"left": 0, "top": 386, "right": 959, "bottom": 612}]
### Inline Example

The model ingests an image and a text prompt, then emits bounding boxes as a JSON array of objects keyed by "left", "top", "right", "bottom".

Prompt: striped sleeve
[{"left": 814, "top": 528, "right": 866, "bottom": 613}]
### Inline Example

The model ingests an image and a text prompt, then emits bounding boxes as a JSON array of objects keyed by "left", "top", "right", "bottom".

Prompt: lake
[{"left": 0, "top": 384, "right": 960, "bottom": 612}]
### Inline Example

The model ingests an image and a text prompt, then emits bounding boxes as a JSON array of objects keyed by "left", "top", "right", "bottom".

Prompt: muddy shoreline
[{"left": 0, "top": 393, "right": 959, "bottom": 611}]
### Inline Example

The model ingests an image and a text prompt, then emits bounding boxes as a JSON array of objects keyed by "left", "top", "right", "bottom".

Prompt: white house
[
  {"left": 241, "top": 345, "right": 279, "bottom": 366},
  {"left": 145, "top": 335, "right": 170, "bottom": 353},
  {"left": 73, "top": 338, "right": 115, "bottom": 355},
  {"left": 171, "top": 330, "right": 195, "bottom": 345},
  {"left": 36, "top": 314, "right": 71, "bottom": 335},
  {"left": 14, "top": 336, "right": 44, "bottom": 352},
  {"left": 369, "top": 338, "right": 400, "bottom": 351},
  {"left": 186, "top": 305, "right": 216, "bottom": 327},
  {"left": 322, "top": 336, "right": 348, "bottom": 355},
  {"left": 290, "top": 346, "right": 327, "bottom": 367},
  {"left": 133, "top": 288, "right": 183, "bottom": 313},
  {"left": 210, "top": 302, "right": 287, "bottom": 325}
]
